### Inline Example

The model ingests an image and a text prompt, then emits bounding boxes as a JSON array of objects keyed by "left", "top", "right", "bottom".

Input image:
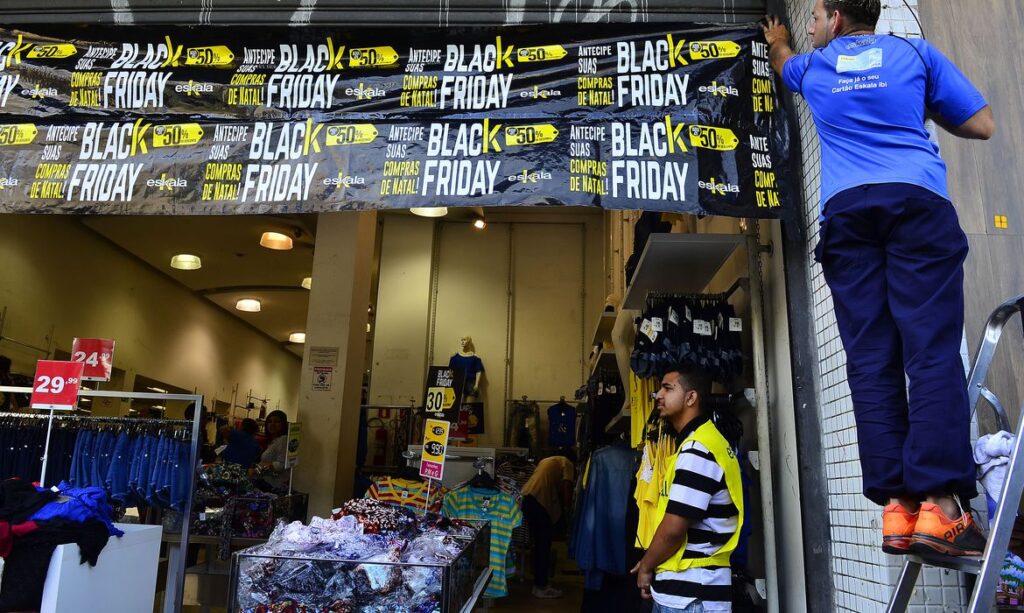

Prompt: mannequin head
[{"left": 459, "top": 336, "right": 475, "bottom": 354}]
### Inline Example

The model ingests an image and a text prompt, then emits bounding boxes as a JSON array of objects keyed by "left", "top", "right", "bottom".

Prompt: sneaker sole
[
  {"left": 909, "top": 533, "right": 983, "bottom": 556},
  {"left": 882, "top": 536, "right": 912, "bottom": 555}
]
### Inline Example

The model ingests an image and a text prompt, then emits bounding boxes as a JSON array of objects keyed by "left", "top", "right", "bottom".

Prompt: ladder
[{"left": 888, "top": 293, "right": 1024, "bottom": 611}]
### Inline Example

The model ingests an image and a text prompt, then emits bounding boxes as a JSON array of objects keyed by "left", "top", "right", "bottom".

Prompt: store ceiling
[{"left": 80, "top": 214, "right": 317, "bottom": 358}]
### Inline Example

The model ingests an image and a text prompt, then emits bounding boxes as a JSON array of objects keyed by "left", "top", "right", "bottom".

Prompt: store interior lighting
[
  {"left": 410, "top": 207, "right": 448, "bottom": 218},
  {"left": 259, "top": 231, "right": 294, "bottom": 250},
  {"left": 472, "top": 217, "right": 487, "bottom": 230},
  {"left": 170, "top": 254, "right": 202, "bottom": 270},
  {"left": 288, "top": 332, "right": 306, "bottom": 344},
  {"left": 235, "top": 298, "right": 262, "bottom": 312},
  {"left": 301, "top": 276, "right": 312, "bottom": 290},
  {"left": 147, "top": 386, "right": 168, "bottom": 393}
]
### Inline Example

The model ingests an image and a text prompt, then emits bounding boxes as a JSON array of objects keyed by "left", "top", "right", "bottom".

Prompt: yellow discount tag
[
  {"left": 425, "top": 386, "right": 457, "bottom": 413},
  {"left": 420, "top": 419, "right": 451, "bottom": 480},
  {"left": 0, "top": 123, "right": 37, "bottom": 146},
  {"left": 687, "top": 125, "right": 739, "bottom": 151},
  {"left": 504, "top": 123, "right": 559, "bottom": 147},
  {"left": 324, "top": 124, "right": 379, "bottom": 146},
  {"left": 27, "top": 44, "right": 77, "bottom": 59},
  {"left": 184, "top": 46, "right": 235, "bottom": 67},
  {"left": 349, "top": 46, "right": 399, "bottom": 68},
  {"left": 516, "top": 45, "right": 568, "bottom": 62},
  {"left": 152, "top": 123, "right": 205, "bottom": 148},
  {"left": 688, "top": 40, "right": 742, "bottom": 61}
]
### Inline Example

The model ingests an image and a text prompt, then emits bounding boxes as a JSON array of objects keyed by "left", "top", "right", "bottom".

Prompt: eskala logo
[
  {"left": 699, "top": 178, "right": 739, "bottom": 195},
  {"left": 698, "top": 81, "right": 738, "bottom": 97},
  {"left": 174, "top": 80, "right": 213, "bottom": 96},
  {"left": 508, "top": 169, "right": 552, "bottom": 184},
  {"left": 0, "top": 177, "right": 20, "bottom": 189},
  {"left": 323, "top": 174, "right": 366, "bottom": 187},
  {"left": 519, "top": 86, "right": 562, "bottom": 99},
  {"left": 22, "top": 85, "right": 57, "bottom": 99},
  {"left": 146, "top": 175, "right": 187, "bottom": 190},
  {"left": 345, "top": 83, "right": 387, "bottom": 100}
]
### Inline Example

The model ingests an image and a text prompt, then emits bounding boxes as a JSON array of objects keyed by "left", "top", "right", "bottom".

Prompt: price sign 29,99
[{"left": 30, "top": 360, "right": 85, "bottom": 411}]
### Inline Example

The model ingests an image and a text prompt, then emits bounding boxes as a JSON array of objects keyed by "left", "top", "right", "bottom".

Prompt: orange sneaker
[
  {"left": 909, "top": 502, "right": 987, "bottom": 556},
  {"left": 882, "top": 502, "right": 918, "bottom": 554}
]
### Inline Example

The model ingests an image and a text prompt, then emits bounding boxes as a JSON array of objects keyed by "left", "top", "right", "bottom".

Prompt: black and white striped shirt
[{"left": 651, "top": 436, "right": 739, "bottom": 611}]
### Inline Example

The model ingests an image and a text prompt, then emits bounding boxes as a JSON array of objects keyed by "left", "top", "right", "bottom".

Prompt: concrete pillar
[{"left": 295, "top": 211, "right": 377, "bottom": 516}]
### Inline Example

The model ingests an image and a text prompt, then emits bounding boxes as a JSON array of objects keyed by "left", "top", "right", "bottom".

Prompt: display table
[{"left": 40, "top": 523, "right": 162, "bottom": 613}]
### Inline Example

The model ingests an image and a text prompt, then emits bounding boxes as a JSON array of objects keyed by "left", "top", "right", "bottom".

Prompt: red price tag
[
  {"left": 30, "top": 360, "right": 84, "bottom": 411},
  {"left": 71, "top": 338, "right": 115, "bottom": 382}
]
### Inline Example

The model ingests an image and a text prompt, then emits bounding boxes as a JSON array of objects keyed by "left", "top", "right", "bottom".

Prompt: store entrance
[{"left": 0, "top": 203, "right": 786, "bottom": 613}]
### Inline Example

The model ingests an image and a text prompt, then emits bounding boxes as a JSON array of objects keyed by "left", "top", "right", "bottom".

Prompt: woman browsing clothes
[{"left": 249, "top": 410, "right": 291, "bottom": 492}]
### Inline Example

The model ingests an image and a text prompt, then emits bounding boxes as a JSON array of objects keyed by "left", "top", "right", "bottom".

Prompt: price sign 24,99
[{"left": 30, "top": 360, "right": 85, "bottom": 411}]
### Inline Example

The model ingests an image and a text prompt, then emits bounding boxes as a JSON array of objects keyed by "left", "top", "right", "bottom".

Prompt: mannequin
[{"left": 449, "top": 336, "right": 484, "bottom": 398}]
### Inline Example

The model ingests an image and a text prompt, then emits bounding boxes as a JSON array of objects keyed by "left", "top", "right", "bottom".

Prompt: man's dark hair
[
  {"left": 241, "top": 418, "right": 259, "bottom": 436},
  {"left": 669, "top": 362, "right": 712, "bottom": 406},
  {"left": 824, "top": 0, "right": 882, "bottom": 28},
  {"left": 0, "top": 355, "right": 11, "bottom": 376}
]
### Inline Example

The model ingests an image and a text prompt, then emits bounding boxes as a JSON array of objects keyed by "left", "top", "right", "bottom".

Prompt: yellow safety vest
[{"left": 653, "top": 420, "right": 744, "bottom": 573}]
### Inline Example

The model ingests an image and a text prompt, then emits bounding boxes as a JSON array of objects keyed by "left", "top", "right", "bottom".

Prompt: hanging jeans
[{"left": 816, "top": 183, "right": 975, "bottom": 505}]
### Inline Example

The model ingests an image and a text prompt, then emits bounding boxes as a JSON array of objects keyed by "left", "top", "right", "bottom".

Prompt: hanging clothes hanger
[{"left": 469, "top": 457, "right": 497, "bottom": 489}]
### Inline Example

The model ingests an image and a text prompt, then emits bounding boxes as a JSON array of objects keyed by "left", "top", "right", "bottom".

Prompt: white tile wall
[{"left": 780, "top": 1, "right": 967, "bottom": 610}]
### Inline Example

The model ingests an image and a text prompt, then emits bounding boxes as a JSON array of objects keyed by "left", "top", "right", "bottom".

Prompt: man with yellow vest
[{"left": 631, "top": 364, "right": 743, "bottom": 612}]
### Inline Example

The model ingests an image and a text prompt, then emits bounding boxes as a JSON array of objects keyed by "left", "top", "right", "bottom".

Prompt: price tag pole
[
  {"left": 39, "top": 408, "right": 56, "bottom": 486},
  {"left": 29, "top": 360, "right": 85, "bottom": 487}
]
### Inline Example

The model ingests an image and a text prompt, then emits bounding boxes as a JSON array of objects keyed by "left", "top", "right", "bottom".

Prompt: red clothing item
[{"left": 0, "top": 520, "right": 39, "bottom": 558}]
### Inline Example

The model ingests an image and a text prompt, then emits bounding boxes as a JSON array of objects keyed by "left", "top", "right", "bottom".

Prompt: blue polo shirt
[{"left": 781, "top": 35, "right": 987, "bottom": 212}]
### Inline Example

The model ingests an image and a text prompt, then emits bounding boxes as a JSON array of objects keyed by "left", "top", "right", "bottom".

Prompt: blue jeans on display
[{"left": 653, "top": 600, "right": 704, "bottom": 613}]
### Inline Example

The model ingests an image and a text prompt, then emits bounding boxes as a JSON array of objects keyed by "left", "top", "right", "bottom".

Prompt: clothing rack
[{"left": 0, "top": 385, "right": 203, "bottom": 613}]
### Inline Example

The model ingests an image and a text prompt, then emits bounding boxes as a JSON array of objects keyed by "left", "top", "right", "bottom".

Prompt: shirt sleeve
[
  {"left": 665, "top": 441, "right": 725, "bottom": 521},
  {"left": 781, "top": 53, "right": 813, "bottom": 94},
  {"left": 442, "top": 491, "right": 458, "bottom": 517},
  {"left": 920, "top": 40, "right": 987, "bottom": 126}
]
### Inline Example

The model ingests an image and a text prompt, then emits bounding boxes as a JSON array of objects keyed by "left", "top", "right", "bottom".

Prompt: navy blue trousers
[{"left": 816, "top": 183, "right": 976, "bottom": 505}]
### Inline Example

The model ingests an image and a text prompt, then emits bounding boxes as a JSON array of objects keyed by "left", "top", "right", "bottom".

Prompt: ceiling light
[
  {"left": 147, "top": 386, "right": 168, "bottom": 393},
  {"left": 410, "top": 207, "right": 448, "bottom": 218},
  {"left": 260, "top": 231, "right": 294, "bottom": 250},
  {"left": 288, "top": 332, "right": 306, "bottom": 344},
  {"left": 472, "top": 218, "right": 487, "bottom": 230},
  {"left": 170, "top": 254, "right": 202, "bottom": 270},
  {"left": 301, "top": 277, "right": 312, "bottom": 290},
  {"left": 235, "top": 298, "right": 262, "bottom": 312}
]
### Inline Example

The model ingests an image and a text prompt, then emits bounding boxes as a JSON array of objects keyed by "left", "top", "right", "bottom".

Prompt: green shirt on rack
[{"left": 442, "top": 486, "right": 522, "bottom": 598}]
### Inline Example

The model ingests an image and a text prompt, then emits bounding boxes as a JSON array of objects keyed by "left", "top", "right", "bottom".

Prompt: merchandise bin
[{"left": 228, "top": 521, "right": 491, "bottom": 613}]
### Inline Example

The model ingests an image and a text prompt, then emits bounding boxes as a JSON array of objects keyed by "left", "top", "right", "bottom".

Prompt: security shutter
[{"left": 0, "top": 0, "right": 764, "bottom": 26}]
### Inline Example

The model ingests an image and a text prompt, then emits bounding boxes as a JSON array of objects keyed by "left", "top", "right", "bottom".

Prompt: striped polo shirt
[
  {"left": 442, "top": 486, "right": 522, "bottom": 598},
  {"left": 651, "top": 433, "right": 739, "bottom": 611}
]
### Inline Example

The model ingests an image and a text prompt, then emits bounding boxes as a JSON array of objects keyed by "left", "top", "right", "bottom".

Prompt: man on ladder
[{"left": 762, "top": 1, "right": 995, "bottom": 557}]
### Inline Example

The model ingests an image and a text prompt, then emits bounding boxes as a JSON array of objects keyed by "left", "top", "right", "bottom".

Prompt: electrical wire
[{"left": 900, "top": 0, "right": 926, "bottom": 39}]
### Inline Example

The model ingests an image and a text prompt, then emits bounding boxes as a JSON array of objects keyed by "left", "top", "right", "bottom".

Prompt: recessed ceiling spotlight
[
  {"left": 288, "top": 332, "right": 306, "bottom": 344},
  {"left": 260, "top": 231, "right": 294, "bottom": 250},
  {"left": 472, "top": 218, "right": 487, "bottom": 230},
  {"left": 235, "top": 298, "right": 262, "bottom": 312},
  {"left": 170, "top": 254, "right": 202, "bottom": 270},
  {"left": 301, "top": 277, "right": 312, "bottom": 290},
  {"left": 410, "top": 207, "right": 448, "bottom": 218}
]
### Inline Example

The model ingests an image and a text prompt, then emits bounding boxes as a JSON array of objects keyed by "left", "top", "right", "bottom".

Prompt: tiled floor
[{"left": 487, "top": 541, "right": 584, "bottom": 613}]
